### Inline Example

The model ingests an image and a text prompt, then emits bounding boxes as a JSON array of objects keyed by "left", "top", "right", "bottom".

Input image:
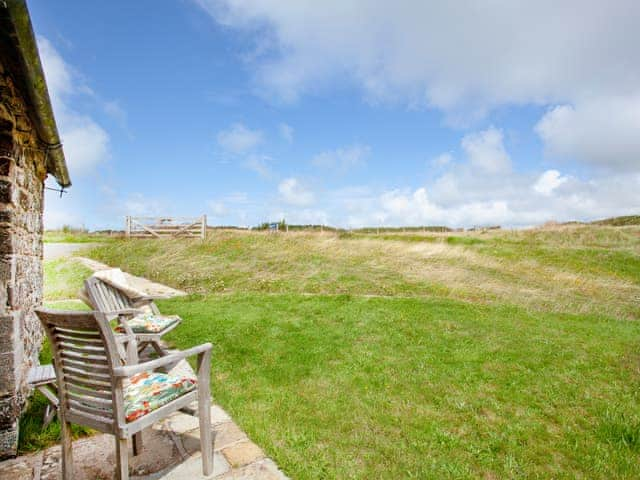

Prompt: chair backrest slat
[
  {"left": 35, "top": 308, "right": 131, "bottom": 433},
  {"left": 85, "top": 277, "right": 136, "bottom": 313},
  {"left": 115, "top": 287, "right": 129, "bottom": 310},
  {"left": 62, "top": 366, "right": 111, "bottom": 382},
  {"left": 67, "top": 383, "right": 113, "bottom": 400},
  {"left": 61, "top": 357, "right": 110, "bottom": 373}
]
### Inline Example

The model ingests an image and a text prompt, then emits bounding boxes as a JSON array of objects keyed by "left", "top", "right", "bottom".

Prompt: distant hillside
[{"left": 591, "top": 215, "right": 640, "bottom": 226}]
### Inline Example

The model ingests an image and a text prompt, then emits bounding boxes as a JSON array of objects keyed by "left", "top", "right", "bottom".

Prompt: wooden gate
[{"left": 125, "top": 215, "right": 207, "bottom": 239}]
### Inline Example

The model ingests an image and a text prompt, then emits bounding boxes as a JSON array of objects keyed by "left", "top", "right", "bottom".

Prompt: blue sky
[{"left": 30, "top": 0, "right": 640, "bottom": 230}]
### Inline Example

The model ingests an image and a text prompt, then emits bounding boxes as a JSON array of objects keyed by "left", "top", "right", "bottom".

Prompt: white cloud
[
  {"left": 376, "top": 187, "right": 513, "bottom": 227},
  {"left": 217, "top": 123, "right": 263, "bottom": 154},
  {"left": 103, "top": 100, "right": 130, "bottom": 134},
  {"left": 38, "top": 36, "right": 110, "bottom": 175},
  {"left": 122, "top": 193, "right": 163, "bottom": 217},
  {"left": 209, "top": 192, "right": 250, "bottom": 218},
  {"left": 245, "top": 154, "right": 273, "bottom": 178},
  {"left": 461, "top": 127, "right": 510, "bottom": 173},
  {"left": 43, "top": 187, "right": 85, "bottom": 230},
  {"left": 279, "top": 123, "right": 294, "bottom": 143},
  {"left": 224, "top": 192, "right": 249, "bottom": 204},
  {"left": 37, "top": 37, "right": 74, "bottom": 104},
  {"left": 200, "top": 166, "right": 639, "bottom": 230},
  {"left": 278, "top": 177, "right": 315, "bottom": 206},
  {"left": 201, "top": 124, "right": 640, "bottom": 229},
  {"left": 535, "top": 96, "right": 640, "bottom": 170},
  {"left": 533, "top": 170, "right": 569, "bottom": 196},
  {"left": 431, "top": 153, "right": 453, "bottom": 167},
  {"left": 209, "top": 201, "right": 228, "bottom": 216},
  {"left": 196, "top": 1, "right": 640, "bottom": 168},
  {"left": 338, "top": 171, "right": 640, "bottom": 229},
  {"left": 286, "top": 209, "right": 328, "bottom": 225},
  {"left": 38, "top": 37, "right": 116, "bottom": 230},
  {"left": 195, "top": 1, "right": 640, "bottom": 111},
  {"left": 311, "top": 144, "right": 370, "bottom": 171},
  {"left": 44, "top": 185, "right": 169, "bottom": 231},
  {"left": 59, "top": 117, "right": 109, "bottom": 173},
  {"left": 262, "top": 127, "right": 640, "bottom": 229}
]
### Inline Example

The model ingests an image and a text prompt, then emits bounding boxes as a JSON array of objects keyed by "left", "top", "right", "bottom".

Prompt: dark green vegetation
[
  {"left": 19, "top": 392, "right": 93, "bottom": 453},
  {"left": 592, "top": 215, "right": 640, "bottom": 227},
  {"left": 27, "top": 224, "right": 640, "bottom": 477}
]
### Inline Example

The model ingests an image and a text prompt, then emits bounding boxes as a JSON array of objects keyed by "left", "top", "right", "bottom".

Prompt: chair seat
[
  {"left": 115, "top": 313, "right": 180, "bottom": 334},
  {"left": 124, "top": 371, "right": 196, "bottom": 422},
  {"left": 27, "top": 364, "right": 56, "bottom": 387}
]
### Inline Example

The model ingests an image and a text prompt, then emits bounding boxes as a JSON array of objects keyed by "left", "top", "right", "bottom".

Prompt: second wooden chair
[{"left": 84, "top": 276, "right": 181, "bottom": 355}]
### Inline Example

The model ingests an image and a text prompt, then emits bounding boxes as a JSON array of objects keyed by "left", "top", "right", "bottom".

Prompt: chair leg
[
  {"left": 115, "top": 437, "right": 129, "bottom": 480},
  {"left": 151, "top": 341, "right": 167, "bottom": 357},
  {"left": 133, "top": 431, "right": 143, "bottom": 456},
  {"left": 137, "top": 342, "right": 148, "bottom": 355},
  {"left": 198, "top": 389, "right": 212, "bottom": 476},
  {"left": 38, "top": 385, "right": 59, "bottom": 428},
  {"left": 43, "top": 403, "right": 57, "bottom": 428},
  {"left": 60, "top": 417, "right": 73, "bottom": 480}
]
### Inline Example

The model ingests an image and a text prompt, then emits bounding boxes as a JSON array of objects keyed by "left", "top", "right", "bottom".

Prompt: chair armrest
[
  {"left": 100, "top": 309, "right": 142, "bottom": 324},
  {"left": 133, "top": 294, "right": 172, "bottom": 303},
  {"left": 112, "top": 343, "right": 212, "bottom": 377},
  {"left": 107, "top": 308, "right": 142, "bottom": 316}
]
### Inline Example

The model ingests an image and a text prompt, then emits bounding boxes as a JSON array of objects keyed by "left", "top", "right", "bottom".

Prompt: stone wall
[{"left": 0, "top": 56, "right": 48, "bottom": 459}]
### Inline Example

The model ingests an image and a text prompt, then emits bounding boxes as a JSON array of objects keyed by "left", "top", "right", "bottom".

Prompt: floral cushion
[
  {"left": 115, "top": 313, "right": 180, "bottom": 334},
  {"left": 124, "top": 371, "right": 196, "bottom": 422}
]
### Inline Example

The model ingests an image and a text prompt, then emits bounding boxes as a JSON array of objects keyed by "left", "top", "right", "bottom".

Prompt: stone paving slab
[
  {"left": 0, "top": 405, "right": 289, "bottom": 480},
  {"left": 221, "top": 441, "right": 265, "bottom": 469},
  {"left": 217, "top": 459, "right": 288, "bottom": 480}
]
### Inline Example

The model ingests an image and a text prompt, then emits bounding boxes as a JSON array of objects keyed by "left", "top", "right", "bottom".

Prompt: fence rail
[{"left": 125, "top": 215, "right": 207, "bottom": 239}]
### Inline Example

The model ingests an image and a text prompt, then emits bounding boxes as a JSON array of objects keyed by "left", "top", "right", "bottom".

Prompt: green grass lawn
[
  {"left": 159, "top": 293, "right": 640, "bottom": 479},
  {"left": 44, "top": 258, "right": 93, "bottom": 300},
  {"left": 24, "top": 225, "right": 640, "bottom": 477}
]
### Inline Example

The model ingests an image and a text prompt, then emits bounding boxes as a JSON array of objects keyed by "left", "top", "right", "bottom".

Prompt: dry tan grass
[
  {"left": 291, "top": 230, "right": 639, "bottom": 318},
  {"left": 86, "top": 226, "right": 640, "bottom": 319}
]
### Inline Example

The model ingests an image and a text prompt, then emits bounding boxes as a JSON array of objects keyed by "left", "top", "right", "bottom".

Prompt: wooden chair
[
  {"left": 35, "top": 308, "right": 213, "bottom": 480},
  {"left": 84, "top": 276, "right": 181, "bottom": 355},
  {"left": 27, "top": 364, "right": 58, "bottom": 428}
]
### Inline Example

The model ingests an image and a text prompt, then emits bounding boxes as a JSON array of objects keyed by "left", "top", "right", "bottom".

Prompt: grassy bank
[{"left": 85, "top": 226, "right": 640, "bottom": 319}]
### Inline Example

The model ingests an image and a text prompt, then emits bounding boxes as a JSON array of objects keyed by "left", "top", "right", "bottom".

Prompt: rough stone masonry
[
  {"left": 0, "top": 0, "right": 70, "bottom": 458},
  {"left": 0, "top": 51, "right": 48, "bottom": 459}
]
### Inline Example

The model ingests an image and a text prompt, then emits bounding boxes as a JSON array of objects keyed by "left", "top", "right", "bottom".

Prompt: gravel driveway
[{"left": 43, "top": 243, "right": 99, "bottom": 261}]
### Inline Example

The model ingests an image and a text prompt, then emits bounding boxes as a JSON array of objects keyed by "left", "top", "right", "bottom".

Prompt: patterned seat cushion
[
  {"left": 115, "top": 313, "right": 180, "bottom": 334},
  {"left": 124, "top": 371, "right": 196, "bottom": 422}
]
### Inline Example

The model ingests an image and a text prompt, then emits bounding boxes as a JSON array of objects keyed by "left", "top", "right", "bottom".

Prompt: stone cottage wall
[{"left": 0, "top": 57, "right": 48, "bottom": 459}]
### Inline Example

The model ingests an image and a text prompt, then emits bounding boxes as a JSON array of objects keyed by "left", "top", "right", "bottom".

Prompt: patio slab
[{"left": 0, "top": 406, "right": 288, "bottom": 480}]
